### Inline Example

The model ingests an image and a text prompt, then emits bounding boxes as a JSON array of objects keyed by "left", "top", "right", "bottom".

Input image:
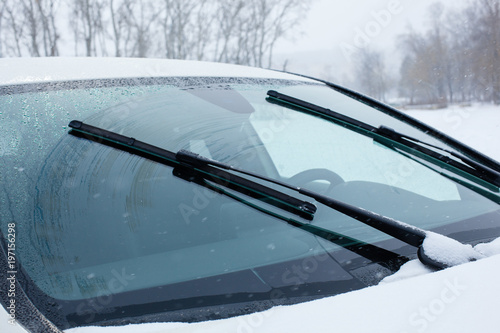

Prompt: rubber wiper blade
[
  {"left": 267, "top": 90, "right": 500, "bottom": 191},
  {"left": 68, "top": 120, "right": 316, "bottom": 220}
]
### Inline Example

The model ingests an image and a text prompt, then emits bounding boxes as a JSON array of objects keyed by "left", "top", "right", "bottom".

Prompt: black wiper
[
  {"left": 267, "top": 90, "right": 500, "bottom": 191},
  {"left": 68, "top": 120, "right": 316, "bottom": 220},
  {"left": 68, "top": 120, "right": 480, "bottom": 270}
]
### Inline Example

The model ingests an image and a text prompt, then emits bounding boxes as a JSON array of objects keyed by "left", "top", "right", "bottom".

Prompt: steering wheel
[{"left": 288, "top": 168, "right": 344, "bottom": 194}]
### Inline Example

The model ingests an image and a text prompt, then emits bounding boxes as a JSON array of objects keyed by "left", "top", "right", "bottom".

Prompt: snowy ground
[
  {"left": 403, "top": 103, "right": 500, "bottom": 163},
  {"left": 60, "top": 104, "right": 500, "bottom": 333}
]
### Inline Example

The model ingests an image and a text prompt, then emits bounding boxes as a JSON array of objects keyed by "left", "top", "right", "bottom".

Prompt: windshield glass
[{"left": 1, "top": 78, "right": 499, "bottom": 327}]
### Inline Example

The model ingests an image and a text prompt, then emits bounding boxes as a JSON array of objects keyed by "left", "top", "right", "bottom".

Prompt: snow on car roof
[{"left": 0, "top": 57, "right": 314, "bottom": 86}]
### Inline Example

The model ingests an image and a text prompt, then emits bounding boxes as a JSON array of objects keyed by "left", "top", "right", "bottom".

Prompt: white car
[{"left": 1, "top": 57, "right": 500, "bottom": 333}]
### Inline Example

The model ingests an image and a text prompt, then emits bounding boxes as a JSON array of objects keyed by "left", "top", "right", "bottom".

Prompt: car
[{"left": 1, "top": 57, "right": 500, "bottom": 333}]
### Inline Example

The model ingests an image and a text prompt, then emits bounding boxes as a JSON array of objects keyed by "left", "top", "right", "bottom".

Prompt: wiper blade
[
  {"left": 267, "top": 90, "right": 500, "bottom": 191},
  {"left": 68, "top": 120, "right": 316, "bottom": 220}
]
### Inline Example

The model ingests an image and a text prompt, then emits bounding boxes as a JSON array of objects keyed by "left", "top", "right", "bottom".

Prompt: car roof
[{"left": 0, "top": 57, "right": 315, "bottom": 86}]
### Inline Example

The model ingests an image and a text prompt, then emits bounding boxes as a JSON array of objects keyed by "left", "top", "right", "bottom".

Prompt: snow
[
  {"left": 63, "top": 103, "right": 500, "bottom": 333},
  {"left": 421, "top": 231, "right": 485, "bottom": 268},
  {"left": 402, "top": 104, "right": 500, "bottom": 163},
  {"left": 0, "top": 58, "right": 315, "bottom": 86},
  {"left": 380, "top": 259, "right": 434, "bottom": 283},
  {"left": 0, "top": 307, "right": 28, "bottom": 333},
  {"left": 475, "top": 237, "right": 500, "bottom": 257}
]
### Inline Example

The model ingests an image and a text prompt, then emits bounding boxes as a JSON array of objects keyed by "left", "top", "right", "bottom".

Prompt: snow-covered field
[
  {"left": 61, "top": 104, "right": 500, "bottom": 333},
  {"left": 403, "top": 103, "right": 500, "bottom": 163}
]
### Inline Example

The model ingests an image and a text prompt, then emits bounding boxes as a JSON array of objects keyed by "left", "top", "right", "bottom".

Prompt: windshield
[{"left": 1, "top": 77, "right": 500, "bottom": 328}]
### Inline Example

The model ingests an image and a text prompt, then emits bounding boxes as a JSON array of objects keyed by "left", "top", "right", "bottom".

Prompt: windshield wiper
[
  {"left": 68, "top": 120, "right": 406, "bottom": 271},
  {"left": 68, "top": 120, "right": 482, "bottom": 270},
  {"left": 266, "top": 90, "right": 500, "bottom": 192}
]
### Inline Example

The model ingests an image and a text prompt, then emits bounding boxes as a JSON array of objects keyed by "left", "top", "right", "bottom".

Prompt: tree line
[
  {"left": 2, "top": 0, "right": 498, "bottom": 106},
  {"left": 0, "top": 0, "right": 310, "bottom": 68},
  {"left": 354, "top": 0, "right": 500, "bottom": 106}
]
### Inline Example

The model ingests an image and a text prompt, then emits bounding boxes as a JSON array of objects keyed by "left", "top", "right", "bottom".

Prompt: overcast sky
[{"left": 273, "top": 0, "right": 471, "bottom": 82}]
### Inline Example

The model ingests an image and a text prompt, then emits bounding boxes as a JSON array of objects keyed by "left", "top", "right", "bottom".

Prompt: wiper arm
[
  {"left": 68, "top": 120, "right": 316, "bottom": 220},
  {"left": 267, "top": 90, "right": 500, "bottom": 191}
]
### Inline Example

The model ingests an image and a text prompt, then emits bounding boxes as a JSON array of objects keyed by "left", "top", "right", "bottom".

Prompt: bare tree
[
  {"left": 427, "top": 2, "right": 450, "bottom": 104},
  {"left": 1, "top": 0, "right": 60, "bottom": 57},
  {"left": 354, "top": 48, "right": 388, "bottom": 101},
  {"left": 399, "top": 55, "right": 418, "bottom": 104},
  {"left": 0, "top": 0, "right": 6, "bottom": 57},
  {"left": 468, "top": 0, "right": 500, "bottom": 104},
  {"left": 398, "top": 4, "right": 451, "bottom": 106},
  {"left": 33, "top": 0, "right": 59, "bottom": 56},
  {"left": 3, "top": 0, "right": 24, "bottom": 57},
  {"left": 71, "top": 0, "right": 107, "bottom": 56},
  {"left": 0, "top": 0, "right": 312, "bottom": 64},
  {"left": 251, "top": 0, "right": 307, "bottom": 68},
  {"left": 109, "top": 0, "right": 128, "bottom": 56},
  {"left": 21, "top": 0, "right": 41, "bottom": 56},
  {"left": 213, "top": 0, "right": 245, "bottom": 63},
  {"left": 398, "top": 28, "right": 435, "bottom": 104},
  {"left": 192, "top": 1, "right": 216, "bottom": 60},
  {"left": 229, "top": 0, "right": 309, "bottom": 68},
  {"left": 398, "top": 0, "right": 500, "bottom": 105},
  {"left": 117, "top": 0, "right": 161, "bottom": 57},
  {"left": 159, "top": 0, "right": 211, "bottom": 60},
  {"left": 210, "top": 0, "right": 310, "bottom": 67}
]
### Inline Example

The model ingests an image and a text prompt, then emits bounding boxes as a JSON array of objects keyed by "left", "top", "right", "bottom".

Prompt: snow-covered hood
[{"left": 0, "top": 57, "right": 314, "bottom": 86}]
